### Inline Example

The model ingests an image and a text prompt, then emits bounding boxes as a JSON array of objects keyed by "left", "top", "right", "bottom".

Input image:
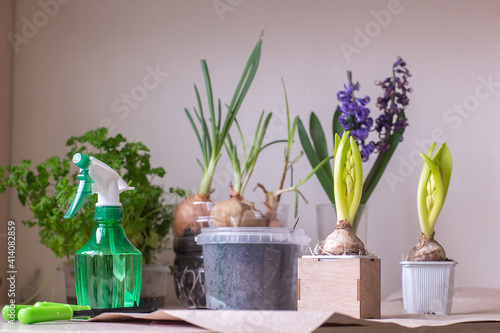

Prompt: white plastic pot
[{"left": 400, "top": 261, "right": 457, "bottom": 315}]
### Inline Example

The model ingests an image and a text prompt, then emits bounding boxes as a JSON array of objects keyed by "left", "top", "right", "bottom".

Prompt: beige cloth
[
  {"left": 377, "top": 286, "right": 500, "bottom": 328},
  {"left": 87, "top": 287, "right": 500, "bottom": 332}
]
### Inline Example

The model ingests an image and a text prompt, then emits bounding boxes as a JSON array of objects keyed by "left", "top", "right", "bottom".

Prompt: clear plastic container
[
  {"left": 173, "top": 201, "right": 213, "bottom": 309},
  {"left": 400, "top": 261, "right": 457, "bottom": 315},
  {"left": 173, "top": 234, "right": 206, "bottom": 308},
  {"left": 196, "top": 227, "right": 310, "bottom": 310}
]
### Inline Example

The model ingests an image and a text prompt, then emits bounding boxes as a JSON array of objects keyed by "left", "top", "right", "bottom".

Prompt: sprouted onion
[{"left": 174, "top": 35, "right": 263, "bottom": 236}]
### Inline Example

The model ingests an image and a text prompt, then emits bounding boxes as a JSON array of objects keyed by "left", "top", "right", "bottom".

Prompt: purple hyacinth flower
[
  {"left": 336, "top": 71, "right": 376, "bottom": 160},
  {"left": 374, "top": 57, "right": 412, "bottom": 149}
]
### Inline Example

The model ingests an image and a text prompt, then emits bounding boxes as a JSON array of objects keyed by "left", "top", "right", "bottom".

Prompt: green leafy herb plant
[
  {"left": 0, "top": 127, "right": 182, "bottom": 264},
  {"left": 407, "top": 142, "right": 452, "bottom": 261}
]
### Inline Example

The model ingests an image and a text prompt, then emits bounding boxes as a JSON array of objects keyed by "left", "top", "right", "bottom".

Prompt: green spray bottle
[{"left": 64, "top": 153, "right": 142, "bottom": 308}]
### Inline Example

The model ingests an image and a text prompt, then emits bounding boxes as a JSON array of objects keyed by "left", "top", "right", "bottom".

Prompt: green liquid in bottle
[{"left": 75, "top": 217, "right": 142, "bottom": 308}]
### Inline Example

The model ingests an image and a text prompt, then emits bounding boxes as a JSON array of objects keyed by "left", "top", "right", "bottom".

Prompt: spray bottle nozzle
[
  {"left": 64, "top": 154, "right": 133, "bottom": 219},
  {"left": 73, "top": 153, "right": 91, "bottom": 169}
]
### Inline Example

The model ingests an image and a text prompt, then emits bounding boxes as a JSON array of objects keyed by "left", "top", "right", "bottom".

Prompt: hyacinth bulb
[{"left": 320, "top": 131, "right": 366, "bottom": 255}]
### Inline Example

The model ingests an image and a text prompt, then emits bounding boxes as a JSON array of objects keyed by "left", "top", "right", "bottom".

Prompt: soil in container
[{"left": 202, "top": 243, "right": 301, "bottom": 310}]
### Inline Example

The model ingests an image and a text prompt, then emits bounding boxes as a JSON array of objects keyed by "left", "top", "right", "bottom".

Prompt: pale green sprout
[
  {"left": 253, "top": 80, "right": 333, "bottom": 219},
  {"left": 417, "top": 142, "right": 452, "bottom": 239},
  {"left": 225, "top": 110, "right": 284, "bottom": 198},
  {"left": 333, "top": 131, "right": 363, "bottom": 224}
]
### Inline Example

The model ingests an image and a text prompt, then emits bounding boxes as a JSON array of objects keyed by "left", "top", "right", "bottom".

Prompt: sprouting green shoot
[
  {"left": 269, "top": 155, "right": 334, "bottom": 218},
  {"left": 417, "top": 142, "right": 452, "bottom": 239},
  {"left": 276, "top": 79, "right": 302, "bottom": 200},
  {"left": 333, "top": 131, "right": 363, "bottom": 224},
  {"left": 226, "top": 110, "right": 285, "bottom": 198},
  {"left": 184, "top": 34, "right": 263, "bottom": 197},
  {"left": 253, "top": 80, "right": 325, "bottom": 219}
]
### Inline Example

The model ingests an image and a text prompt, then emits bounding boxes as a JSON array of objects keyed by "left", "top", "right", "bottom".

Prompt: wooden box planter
[{"left": 297, "top": 256, "right": 381, "bottom": 319}]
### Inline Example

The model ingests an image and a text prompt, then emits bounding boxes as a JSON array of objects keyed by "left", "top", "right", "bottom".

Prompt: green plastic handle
[
  {"left": 18, "top": 305, "right": 73, "bottom": 324},
  {"left": 2, "top": 302, "right": 91, "bottom": 321},
  {"left": 2, "top": 304, "right": 32, "bottom": 321},
  {"left": 35, "top": 301, "right": 66, "bottom": 307},
  {"left": 34, "top": 301, "right": 90, "bottom": 311}
]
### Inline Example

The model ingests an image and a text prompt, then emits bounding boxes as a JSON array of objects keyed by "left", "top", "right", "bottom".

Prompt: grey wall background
[
  {"left": 5, "top": 0, "right": 500, "bottom": 305},
  {"left": 0, "top": 0, "right": 14, "bottom": 305}
]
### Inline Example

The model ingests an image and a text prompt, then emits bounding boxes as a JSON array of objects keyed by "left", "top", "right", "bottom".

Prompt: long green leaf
[
  {"left": 227, "top": 34, "right": 262, "bottom": 116},
  {"left": 217, "top": 99, "right": 222, "bottom": 135},
  {"left": 310, "top": 113, "right": 334, "bottom": 182},
  {"left": 281, "top": 79, "right": 293, "bottom": 154},
  {"left": 261, "top": 139, "right": 287, "bottom": 151},
  {"left": 230, "top": 40, "right": 262, "bottom": 117},
  {"left": 332, "top": 107, "right": 344, "bottom": 142},
  {"left": 297, "top": 118, "right": 334, "bottom": 203},
  {"left": 251, "top": 111, "right": 267, "bottom": 160},
  {"left": 294, "top": 155, "right": 334, "bottom": 189},
  {"left": 239, "top": 112, "right": 278, "bottom": 196},
  {"left": 235, "top": 119, "right": 247, "bottom": 163},
  {"left": 256, "top": 112, "right": 272, "bottom": 154},
  {"left": 184, "top": 108, "right": 206, "bottom": 168},
  {"left": 200, "top": 60, "right": 217, "bottom": 149},
  {"left": 219, "top": 37, "right": 263, "bottom": 150},
  {"left": 196, "top": 35, "right": 263, "bottom": 196},
  {"left": 194, "top": 86, "right": 212, "bottom": 163}
]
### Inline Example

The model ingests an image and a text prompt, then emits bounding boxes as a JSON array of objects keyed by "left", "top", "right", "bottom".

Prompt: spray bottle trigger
[
  {"left": 118, "top": 178, "right": 134, "bottom": 193},
  {"left": 64, "top": 175, "right": 93, "bottom": 219}
]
